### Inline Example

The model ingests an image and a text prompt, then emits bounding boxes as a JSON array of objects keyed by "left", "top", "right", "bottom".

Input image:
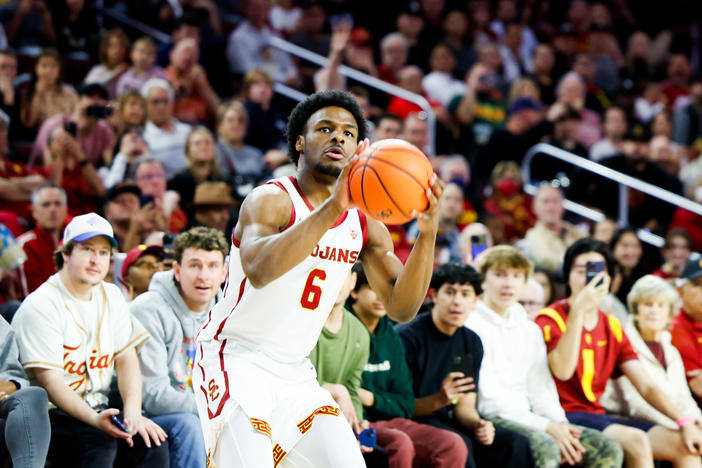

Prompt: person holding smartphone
[
  {"left": 536, "top": 237, "right": 702, "bottom": 467},
  {"left": 467, "top": 246, "right": 622, "bottom": 468}
]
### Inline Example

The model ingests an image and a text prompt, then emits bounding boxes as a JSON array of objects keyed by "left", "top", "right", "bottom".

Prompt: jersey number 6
[{"left": 300, "top": 269, "right": 326, "bottom": 310}]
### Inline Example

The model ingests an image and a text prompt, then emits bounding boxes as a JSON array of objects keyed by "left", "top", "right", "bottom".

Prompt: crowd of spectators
[{"left": 1, "top": 0, "right": 702, "bottom": 466}]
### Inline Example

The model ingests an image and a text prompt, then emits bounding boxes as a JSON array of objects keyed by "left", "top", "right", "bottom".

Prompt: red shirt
[
  {"left": 535, "top": 300, "right": 638, "bottom": 414},
  {"left": 650, "top": 268, "right": 675, "bottom": 280},
  {"left": 671, "top": 309, "right": 702, "bottom": 376},
  {"left": 17, "top": 225, "right": 62, "bottom": 296}
]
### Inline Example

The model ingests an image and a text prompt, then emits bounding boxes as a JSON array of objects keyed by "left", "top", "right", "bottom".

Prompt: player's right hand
[
  {"left": 330, "top": 137, "right": 369, "bottom": 212},
  {"left": 439, "top": 372, "right": 474, "bottom": 406},
  {"left": 94, "top": 408, "right": 132, "bottom": 442}
]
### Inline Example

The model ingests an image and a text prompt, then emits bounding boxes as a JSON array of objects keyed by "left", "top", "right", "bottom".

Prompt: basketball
[{"left": 348, "top": 139, "right": 434, "bottom": 225}]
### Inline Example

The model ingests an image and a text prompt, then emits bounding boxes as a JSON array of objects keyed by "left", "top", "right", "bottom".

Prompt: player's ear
[{"left": 295, "top": 136, "right": 304, "bottom": 152}]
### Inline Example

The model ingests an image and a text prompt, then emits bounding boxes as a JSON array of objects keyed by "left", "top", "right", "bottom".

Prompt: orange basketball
[{"left": 348, "top": 139, "right": 433, "bottom": 225}]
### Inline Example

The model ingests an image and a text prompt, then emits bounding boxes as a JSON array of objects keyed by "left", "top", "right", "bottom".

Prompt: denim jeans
[
  {"left": 0, "top": 387, "right": 50, "bottom": 468},
  {"left": 151, "top": 412, "right": 206, "bottom": 468}
]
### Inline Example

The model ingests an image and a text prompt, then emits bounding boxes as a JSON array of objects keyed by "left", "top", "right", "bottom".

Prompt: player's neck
[
  {"left": 59, "top": 269, "right": 93, "bottom": 301},
  {"left": 325, "top": 304, "right": 345, "bottom": 334},
  {"left": 296, "top": 169, "right": 335, "bottom": 208}
]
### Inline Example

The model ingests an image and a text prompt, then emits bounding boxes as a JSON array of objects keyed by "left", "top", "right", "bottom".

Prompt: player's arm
[{"left": 360, "top": 176, "right": 444, "bottom": 323}]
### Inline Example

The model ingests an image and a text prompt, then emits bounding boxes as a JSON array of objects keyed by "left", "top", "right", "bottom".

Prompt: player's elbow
[{"left": 387, "top": 307, "right": 415, "bottom": 324}]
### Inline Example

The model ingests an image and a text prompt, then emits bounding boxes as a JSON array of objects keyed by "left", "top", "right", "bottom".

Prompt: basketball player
[{"left": 194, "top": 89, "right": 444, "bottom": 467}]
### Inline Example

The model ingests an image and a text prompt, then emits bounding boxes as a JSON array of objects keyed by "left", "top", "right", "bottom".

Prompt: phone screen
[
  {"left": 470, "top": 235, "right": 487, "bottom": 260},
  {"left": 451, "top": 354, "right": 473, "bottom": 378},
  {"left": 585, "top": 261, "right": 606, "bottom": 285}
]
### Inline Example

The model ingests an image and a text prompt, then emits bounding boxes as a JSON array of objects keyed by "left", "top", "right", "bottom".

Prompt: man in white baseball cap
[{"left": 11, "top": 212, "right": 170, "bottom": 467}]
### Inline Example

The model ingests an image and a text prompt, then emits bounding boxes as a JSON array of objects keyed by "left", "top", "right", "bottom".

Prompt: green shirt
[{"left": 309, "top": 309, "right": 370, "bottom": 420}]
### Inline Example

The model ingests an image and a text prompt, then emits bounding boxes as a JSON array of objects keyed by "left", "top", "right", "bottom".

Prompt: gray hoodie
[
  {"left": 130, "top": 270, "right": 218, "bottom": 416},
  {"left": 0, "top": 316, "right": 29, "bottom": 388}
]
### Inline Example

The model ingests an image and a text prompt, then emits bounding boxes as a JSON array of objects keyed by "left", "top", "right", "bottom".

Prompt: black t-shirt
[{"left": 396, "top": 310, "right": 483, "bottom": 422}]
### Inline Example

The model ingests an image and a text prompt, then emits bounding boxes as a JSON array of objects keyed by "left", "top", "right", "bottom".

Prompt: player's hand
[
  {"left": 93, "top": 408, "right": 133, "bottom": 442},
  {"left": 474, "top": 419, "right": 495, "bottom": 445},
  {"left": 412, "top": 174, "right": 444, "bottom": 235},
  {"left": 330, "top": 138, "right": 369, "bottom": 212},
  {"left": 570, "top": 271, "right": 609, "bottom": 319},
  {"left": 439, "top": 372, "right": 474, "bottom": 407},
  {"left": 546, "top": 422, "right": 585, "bottom": 465},
  {"left": 123, "top": 413, "right": 167, "bottom": 448}
]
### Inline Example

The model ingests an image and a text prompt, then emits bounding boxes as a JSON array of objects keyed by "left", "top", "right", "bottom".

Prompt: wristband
[{"left": 676, "top": 417, "right": 694, "bottom": 428}]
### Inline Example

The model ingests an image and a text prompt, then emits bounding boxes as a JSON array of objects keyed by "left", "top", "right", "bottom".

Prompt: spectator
[
  {"left": 134, "top": 157, "right": 187, "bottom": 234},
  {"left": 372, "top": 113, "right": 402, "bottom": 142},
  {"left": 662, "top": 54, "right": 692, "bottom": 112},
  {"left": 226, "top": 0, "right": 299, "bottom": 85},
  {"left": 672, "top": 76, "right": 702, "bottom": 148},
  {"left": 672, "top": 259, "right": 702, "bottom": 407},
  {"left": 83, "top": 29, "right": 130, "bottom": 98},
  {"left": 423, "top": 43, "right": 467, "bottom": 108},
  {"left": 0, "top": 0, "right": 56, "bottom": 50},
  {"left": 0, "top": 315, "right": 50, "bottom": 468},
  {"left": 141, "top": 78, "right": 191, "bottom": 178},
  {"left": 400, "top": 111, "right": 431, "bottom": 156},
  {"left": 155, "top": 12, "right": 203, "bottom": 68},
  {"left": 520, "top": 184, "right": 586, "bottom": 276},
  {"left": 468, "top": 246, "right": 623, "bottom": 468},
  {"left": 51, "top": 0, "right": 100, "bottom": 58},
  {"left": 377, "top": 32, "right": 409, "bottom": 86},
  {"left": 440, "top": 9, "right": 475, "bottom": 80},
  {"left": 572, "top": 52, "right": 610, "bottom": 115},
  {"left": 99, "top": 127, "right": 149, "bottom": 188},
  {"left": 0, "top": 49, "right": 19, "bottom": 139},
  {"left": 168, "top": 126, "right": 226, "bottom": 215},
  {"left": 554, "top": 71, "right": 602, "bottom": 148},
  {"left": 45, "top": 123, "right": 106, "bottom": 216},
  {"left": 483, "top": 161, "right": 536, "bottom": 244},
  {"left": 387, "top": 65, "right": 443, "bottom": 121},
  {"left": 349, "top": 264, "right": 470, "bottom": 467},
  {"left": 395, "top": 3, "right": 426, "bottom": 70},
  {"left": 110, "top": 89, "right": 147, "bottom": 144},
  {"left": 634, "top": 83, "right": 667, "bottom": 125},
  {"left": 268, "top": 0, "right": 302, "bottom": 37},
  {"left": 188, "top": 181, "right": 237, "bottom": 234},
  {"left": 215, "top": 100, "right": 266, "bottom": 198},
  {"left": 601, "top": 275, "right": 702, "bottom": 429},
  {"left": 528, "top": 44, "right": 556, "bottom": 104},
  {"left": 120, "top": 244, "right": 163, "bottom": 300},
  {"left": 518, "top": 277, "right": 546, "bottom": 321},
  {"left": 103, "top": 183, "right": 167, "bottom": 253},
  {"left": 648, "top": 135, "right": 683, "bottom": 177},
  {"left": 398, "top": 261, "right": 535, "bottom": 468},
  {"left": 590, "top": 107, "right": 628, "bottom": 161},
  {"left": 288, "top": 3, "right": 329, "bottom": 86},
  {"left": 498, "top": 22, "right": 525, "bottom": 85},
  {"left": 535, "top": 237, "right": 702, "bottom": 467},
  {"left": 31, "top": 82, "right": 116, "bottom": 169},
  {"left": 240, "top": 69, "right": 288, "bottom": 153},
  {"left": 650, "top": 228, "right": 691, "bottom": 281},
  {"left": 115, "top": 37, "right": 166, "bottom": 97},
  {"left": 11, "top": 213, "right": 169, "bottom": 467},
  {"left": 165, "top": 37, "right": 220, "bottom": 126},
  {"left": 609, "top": 227, "right": 645, "bottom": 304},
  {"left": 650, "top": 111, "right": 672, "bottom": 139},
  {"left": 16, "top": 183, "right": 67, "bottom": 295},
  {"left": 19, "top": 48, "right": 78, "bottom": 134},
  {"left": 507, "top": 77, "right": 540, "bottom": 107},
  {"left": 131, "top": 227, "right": 229, "bottom": 468}
]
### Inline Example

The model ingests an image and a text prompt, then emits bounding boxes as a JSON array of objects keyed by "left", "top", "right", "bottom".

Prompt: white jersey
[
  {"left": 12, "top": 273, "right": 149, "bottom": 409},
  {"left": 197, "top": 175, "right": 367, "bottom": 363}
]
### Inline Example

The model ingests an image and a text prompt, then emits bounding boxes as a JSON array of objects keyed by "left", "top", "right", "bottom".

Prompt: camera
[
  {"left": 85, "top": 105, "right": 113, "bottom": 119},
  {"left": 63, "top": 121, "right": 77, "bottom": 137}
]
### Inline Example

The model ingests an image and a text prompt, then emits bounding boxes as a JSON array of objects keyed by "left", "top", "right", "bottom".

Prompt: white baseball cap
[{"left": 62, "top": 213, "right": 118, "bottom": 247}]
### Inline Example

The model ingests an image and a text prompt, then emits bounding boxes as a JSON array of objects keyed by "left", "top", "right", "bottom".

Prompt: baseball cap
[
  {"left": 191, "top": 182, "right": 237, "bottom": 208},
  {"left": 121, "top": 244, "right": 164, "bottom": 278},
  {"left": 104, "top": 184, "right": 141, "bottom": 205},
  {"left": 680, "top": 258, "right": 702, "bottom": 282},
  {"left": 63, "top": 212, "right": 118, "bottom": 247},
  {"left": 78, "top": 82, "right": 109, "bottom": 100},
  {"left": 509, "top": 97, "right": 545, "bottom": 114}
]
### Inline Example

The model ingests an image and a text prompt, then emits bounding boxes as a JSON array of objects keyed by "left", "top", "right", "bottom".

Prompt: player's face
[
  {"left": 297, "top": 106, "right": 359, "bottom": 178},
  {"left": 125, "top": 254, "right": 161, "bottom": 297},
  {"left": 634, "top": 295, "right": 671, "bottom": 335},
  {"left": 482, "top": 266, "right": 526, "bottom": 313},
  {"left": 431, "top": 282, "right": 477, "bottom": 334},
  {"left": 65, "top": 236, "right": 112, "bottom": 285},
  {"left": 568, "top": 251, "right": 610, "bottom": 298},
  {"left": 174, "top": 248, "right": 226, "bottom": 312},
  {"left": 351, "top": 284, "right": 386, "bottom": 319}
]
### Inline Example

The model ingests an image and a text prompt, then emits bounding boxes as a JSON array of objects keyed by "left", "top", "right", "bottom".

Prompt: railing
[
  {"left": 103, "top": 7, "right": 173, "bottom": 44},
  {"left": 522, "top": 143, "right": 702, "bottom": 248},
  {"left": 269, "top": 36, "right": 437, "bottom": 156}
]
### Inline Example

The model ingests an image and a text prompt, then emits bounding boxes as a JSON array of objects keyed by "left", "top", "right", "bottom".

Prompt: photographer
[
  {"left": 31, "top": 82, "right": 116, "bottom": 169},
  {"left": 103, "top": 184, "right": 168, "bottom": 252}
]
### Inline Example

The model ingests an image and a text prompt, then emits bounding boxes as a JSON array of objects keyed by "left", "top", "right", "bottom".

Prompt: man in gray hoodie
[
  {"left": 0, "top": 316, "right": 50, "bottom": 468},
  {"left": 131, "top": 226, "right": 229, "bottom": 468}
]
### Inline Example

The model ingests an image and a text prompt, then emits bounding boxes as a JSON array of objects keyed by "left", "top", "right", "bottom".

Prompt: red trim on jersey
[
  {"left": 213, "top": 277, "right": 247, "bottom": 341},
  {"left": 330, "top": 211, "right": 348, "bottom": 228},
  {"left": 289, "top": 176, "right": 314, "bottom": 211},
  {"left": 231, "top": 233, "right": 240, "bottom": 248},
  {"left": 358, "top": 211, "right": 369, "bottom": 250},
  {"left": 268, "top": 180, "right": 297, "bottom": 231},
  {"left": 197, "top": 344, "right": 205, "bottom": 380},
  {"left": 198, "top": 339, "right": 231, "bottom": 420}
]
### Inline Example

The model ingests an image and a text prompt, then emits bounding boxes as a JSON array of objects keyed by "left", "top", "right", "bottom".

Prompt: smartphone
[
  {"left": 585, "top": 260, "right": 606, "bottom": 286},
  {"left": 110, "top": 415, "right": 130, "bottom": 434},
  {"left": 85, "top": 105, "right": 113, "bottom": 118},
  {"left": 139, "top": 194, "right": 154, "bottom": 207},
  {"left": 470, "top": 234, "right": 487, "bottom": 260},
  {"left": 358, "top": 428, "right": 376, "bottom": 448},
  {"left": 451, "top": 354, "right": 473, "bottom": 379},
  {"left": 63, "top": 120, "right": 77, "bottom": 137}
]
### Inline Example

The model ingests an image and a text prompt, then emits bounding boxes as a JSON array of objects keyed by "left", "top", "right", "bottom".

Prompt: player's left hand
[
  {"left": 124, "top": 413, "right": 168, "bottom": 448},
  {"left": 412, "top": 173, "right": 445, "bottom": 235}
]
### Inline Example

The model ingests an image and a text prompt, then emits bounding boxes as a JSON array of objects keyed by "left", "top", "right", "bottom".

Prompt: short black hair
[
  {"left": 563, "top": 237, "right": 616, "bottom": 296},
  {"left": 430, "top": 261, "right": 483, "bottom": 295},
  {"left": 286, "top": 89, "right": 367, "bottom": 165},
  {"left": 347, "top": 263, "right": 369, "bottom": 306}
]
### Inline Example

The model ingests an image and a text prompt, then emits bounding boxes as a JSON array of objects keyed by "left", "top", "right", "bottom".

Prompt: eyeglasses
[
  {"left": 148, "top": 98, "right": 170, "bottom": 105},
  {"left": 518, "top": 300, "right": 544, "bottom": 308},
  {"left": 137, "top": 173, "right": 165, "bottom": 181}
]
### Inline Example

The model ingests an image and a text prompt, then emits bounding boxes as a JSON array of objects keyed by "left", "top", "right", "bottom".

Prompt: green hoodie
[{"left": 358, "top": 314, "right": 415, "bottom": 421}]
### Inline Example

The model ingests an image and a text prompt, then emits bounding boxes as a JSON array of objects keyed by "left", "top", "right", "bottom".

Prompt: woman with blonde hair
[{"left": 601, "top": 275, "right": 702, "bottom": 429}]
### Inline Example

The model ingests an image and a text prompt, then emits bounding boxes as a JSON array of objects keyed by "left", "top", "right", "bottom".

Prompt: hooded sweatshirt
[
  {"left": 130, "top": 270, "right": 218, "bottom": 416},
  {"left": 0, "top": 316, "right": 29, "bottom": 389}
]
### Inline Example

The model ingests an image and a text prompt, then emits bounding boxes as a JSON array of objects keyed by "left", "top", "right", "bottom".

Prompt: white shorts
[{"left": 194, "top": 339, "right": 343, "bottom": 465}]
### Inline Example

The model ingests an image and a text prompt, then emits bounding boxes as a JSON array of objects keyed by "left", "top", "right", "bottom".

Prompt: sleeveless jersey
[{"left": 197, "top": 176, "right": 368, "bottom": 363}]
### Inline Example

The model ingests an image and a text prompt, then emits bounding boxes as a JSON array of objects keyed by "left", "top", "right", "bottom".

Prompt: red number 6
[{"left": 301, "top": 269, "right": 326, "bottom": 310}]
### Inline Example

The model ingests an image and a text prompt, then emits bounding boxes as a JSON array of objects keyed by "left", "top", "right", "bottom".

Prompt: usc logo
[{"left": 208, "top": 379, "right": 220, "bottom": 401}]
